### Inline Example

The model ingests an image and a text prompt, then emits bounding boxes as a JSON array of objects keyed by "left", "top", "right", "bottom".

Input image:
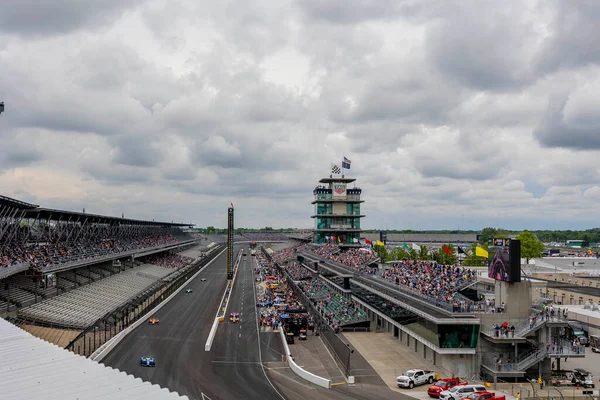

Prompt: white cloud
[{"left": 1, "top": 0, "right": 600, "bottom": 230}]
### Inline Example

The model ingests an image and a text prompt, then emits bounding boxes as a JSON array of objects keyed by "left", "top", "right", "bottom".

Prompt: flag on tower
[
  {"left": 331, "top": 163, "right": 341, "bottom": 174},
  {"left": 342, "top": 156, "right": 351, "bottom": 169}
]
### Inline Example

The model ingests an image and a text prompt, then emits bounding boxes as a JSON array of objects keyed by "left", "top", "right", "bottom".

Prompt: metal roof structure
[
  {"left": 0, "top": 194, "right": 193, "bottom": 227},
  {"left": 0, "top": 194, "right": 39, "bottom": 209},
  {"left": 0, "top": 318, "right": 189, "bottom": 400},
  {"left": 22, "top": 207, "right": 192, "bottom": 227}
]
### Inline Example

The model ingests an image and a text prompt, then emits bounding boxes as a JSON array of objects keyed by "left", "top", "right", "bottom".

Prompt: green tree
[
  {"left": 420, "top": 245, "right": 429, "bottom": 260},
  {"left": 388, "top": 247, "right": 409, "bottom": 261},
  {"left": 516, "top": 230, "right": 545, "bottom": 263},
  {"left": 479, "top": 227, "right": 510, "bottom": 244},
  {"left": 373, "top": 244, "right": 388, "bottom": 262},
  {"left": 206, "top": 226, "right": 216, "bottom": 235},
  {"left": 434, "top": 244, "right": 457, "bottom": 265},
  {"left": 409, "top": 249, "right": 418, "bottom": 260}
]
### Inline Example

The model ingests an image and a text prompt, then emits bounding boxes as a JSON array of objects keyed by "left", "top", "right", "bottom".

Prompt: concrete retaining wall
[{"left": 278, "top": 327, "right": 331, "bottom": 389}]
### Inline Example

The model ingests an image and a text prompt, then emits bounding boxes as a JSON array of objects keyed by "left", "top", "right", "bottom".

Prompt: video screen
[{"left": 487, "top": 239, "right": 521, "bottom": 283}]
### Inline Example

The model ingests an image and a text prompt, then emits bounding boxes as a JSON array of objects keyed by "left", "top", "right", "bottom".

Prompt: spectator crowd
[
  {"left": 381, "top": 260, "right": 476, "bottom": 303},
  {"left": 143, "top": 252, "right": 195, "bottom": 269},
  {"left": 285, "top": 260, "right": 313, "bottom": 281},
  {"left": 1, "top": 230, "right": 187, "bottom": 270}
]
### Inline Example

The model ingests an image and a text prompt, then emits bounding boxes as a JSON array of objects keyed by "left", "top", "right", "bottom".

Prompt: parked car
[
  {"left": 573, "top": 368, "right": 595, "bottom": 388},
  {"left": 396, "top": 369, "right": 436, "bottom": 389},
  {"left": 428, "top": 378, "right": 468, "bottom": 398},
  {"left": 465, "top": 392, "right": 506, "bottom": 400},
  {"left": 439, "top": 385, "right": 487, "bottom": 400}
]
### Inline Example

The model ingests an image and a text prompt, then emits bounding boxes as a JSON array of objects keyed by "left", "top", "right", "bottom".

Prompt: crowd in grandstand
[
  {"left": 143, "top": 252, "right": 194, "bottom": 269},
  {"left": 303, "top": 243, "right": 485, "bottom": 311},
  {"left": 306, "top": 244, "right": 378, "bottom": 270},
  {"left": 381, "top": 260, "right": 476, "bottom": 303},
  {"left": 0, "top": 232, "right": 186, "bottom": 269},
  {"left": 270, "top": 243, "right": 308, "bottom": 265},
  {"left": 328, "top": 247, "right": 378, "bottom": 269},
  {"left": 285, "top": 260, "right": 313, "bottom": 281},
  {"left": 307, "top": 243, "right": 338, "bottom": 258}
]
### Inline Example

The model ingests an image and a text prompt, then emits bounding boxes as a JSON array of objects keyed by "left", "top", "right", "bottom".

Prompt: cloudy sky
[{"left": 1, "top": 0, "right": 599, "bottom": 230}]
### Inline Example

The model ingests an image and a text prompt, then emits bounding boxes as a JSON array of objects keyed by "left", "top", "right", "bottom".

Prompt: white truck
[{"left": 396, "top": 369, "right": 436, "bottom": 389}]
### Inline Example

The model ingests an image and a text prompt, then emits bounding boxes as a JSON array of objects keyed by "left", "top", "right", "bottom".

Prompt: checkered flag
[{"left": 331, "top": 163, "right": 341, "bottom": 174}]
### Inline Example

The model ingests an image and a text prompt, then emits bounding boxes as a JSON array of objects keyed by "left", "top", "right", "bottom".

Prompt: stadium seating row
[{"left": 18, "top": 264, "right": 174, "bottom": 328}]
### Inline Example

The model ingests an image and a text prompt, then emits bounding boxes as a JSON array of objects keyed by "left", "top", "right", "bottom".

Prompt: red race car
[{"left": 428, "top": 378, "right": 468, "bottom": 398}]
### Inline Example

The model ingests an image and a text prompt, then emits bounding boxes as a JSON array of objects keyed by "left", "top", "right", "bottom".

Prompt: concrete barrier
[
  {"left": 278, "top": 327, "right": 331, "bottom": 389},
  {"left": 204, "top": 318, "right": 220, "bottom": 351},
  {"left": 91, "top": 246, "right": 226, "bottom": 362}
]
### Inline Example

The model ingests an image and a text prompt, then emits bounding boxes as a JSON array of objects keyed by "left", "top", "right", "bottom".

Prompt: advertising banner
[
  {"left": 332, "top": 183, "right": 347, "bottom": 198},
  {"left": 487, "top": 239, "right": 521, "bottom": 282}
]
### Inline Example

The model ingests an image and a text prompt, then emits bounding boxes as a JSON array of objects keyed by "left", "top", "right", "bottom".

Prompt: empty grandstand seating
[
  {"left": 18, "top": 264, "right": 175, "bottom": 328},
  {"left": 10, "top": 275, "right": 57, "bottom": 299},
  {"left": 0, "top": 285, "right": 36, "bottom": 307}
]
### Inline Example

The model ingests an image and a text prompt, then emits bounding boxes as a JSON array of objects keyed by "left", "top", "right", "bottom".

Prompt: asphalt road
[{"left": 102, "top": 245, "right": 408, "bottom": 400}]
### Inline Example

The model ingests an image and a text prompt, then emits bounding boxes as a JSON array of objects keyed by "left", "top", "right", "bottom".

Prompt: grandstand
[
  {"left": 0, "top": 195, "right": 199, "bottom": 317},
  {"left": 284, "top": 260, "right": 313, "bottom": 281},
  {"left": 0, "top": 194, "right": 195, "bottom": 280},
  {"left": 242, "top": 232, "right": 289, "bottom": 241},
  {"left": 17, "top": 256, "right": 192, "bottom": 328},
  {"left": 299, "top": 277, "right": 369, "bottom": 327}
]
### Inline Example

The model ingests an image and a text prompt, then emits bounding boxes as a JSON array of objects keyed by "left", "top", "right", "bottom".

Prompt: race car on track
[
  {"left": 185, "top": 289, "right": 193, "bottom": 293},
  {"left": 230, "top": 312, "right": 240, "bottom": 323},
  {"left": 201, "top": 278, "right": 207, "bottom": 282},
  {"left": 140, "top": 356, "right": 156, "bottom": 367},
  {"left": 148, "top": 317, "right": 159, "bottom": 325}
]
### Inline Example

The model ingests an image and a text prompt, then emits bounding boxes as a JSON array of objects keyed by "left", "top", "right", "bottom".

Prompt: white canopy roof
[{"left": 0, "top": 318, "right": 188, "bottom": 400}]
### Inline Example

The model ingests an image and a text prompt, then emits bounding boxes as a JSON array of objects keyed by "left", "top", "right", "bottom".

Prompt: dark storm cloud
[
  {"left": 297, "top": 0, "right": 415, "bottom": 24},
  {"left": 0, "top": 0, "right": 141, "bottom": 36},
  {"left": 424, "top": 2, "right": 533, "bottom": 91},
  {"left": 111, "top": 135, "right": 163, "bottom": 168},
  {"left": 82, "top": 163, "right": 153, "bottom": 185},
  {"left": 535, "top": 1, "right": 600, "bottom": 74},
  {"left": 0, "top": 136, "right": 44, "bottom": 169},
  {"left": 534, "top": 99, "right": 600, "bottom": 150}
]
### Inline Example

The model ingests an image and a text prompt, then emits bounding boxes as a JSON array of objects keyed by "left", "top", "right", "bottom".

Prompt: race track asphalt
[{"left": 101, "top": 245, "right": 409, "bottom": 400}]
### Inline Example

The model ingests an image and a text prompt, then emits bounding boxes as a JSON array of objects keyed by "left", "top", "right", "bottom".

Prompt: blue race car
[{"left": 140, "top": 356, "right": 156, "bottom": 367}]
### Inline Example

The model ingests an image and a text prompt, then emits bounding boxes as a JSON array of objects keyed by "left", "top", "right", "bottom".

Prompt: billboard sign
[
  {"left": 487, "top": 239, "right": 521, "bottom": 282},
  {"left": 332, "top": 183, "right": 347, "bottom": 198}
]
